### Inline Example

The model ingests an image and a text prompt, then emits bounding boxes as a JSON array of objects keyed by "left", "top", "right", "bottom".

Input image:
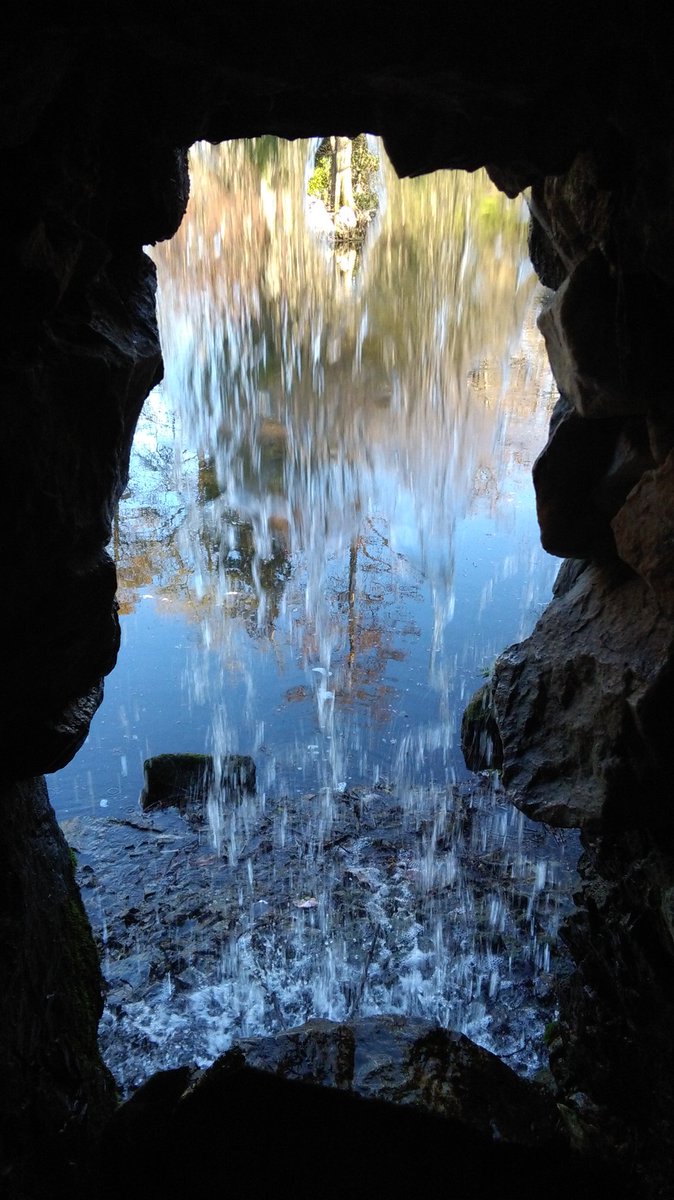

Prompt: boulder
[
  {"left": 612, "top": 448, "right": 674, "bottom": 617},
  {"left": 460, "top": 680, "right": 503, "bottom": 771},
  {"left": 531, "top": 394, "right": 653, "bottom": 560},
  {"left": 487, "top": 563, "right": 674, "bottom": 830},
  {"left": 100, "top": 1017, "right": 613, "bottom": 1200},
  {"left": 538, "top": 247, "right": 674, "bottom": 432},
  {"left": 140, "top": 753, "right": 256, "bottom": 811},
  {"left": 537, "top": 252, "right": 635, "bottom": 419}
]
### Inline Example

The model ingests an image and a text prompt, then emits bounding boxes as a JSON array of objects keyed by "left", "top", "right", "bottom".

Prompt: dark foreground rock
[
  {"left": 548, "top": 828, "right": 674, "bottom": 1197},
  {"left": 99, "top": 1016, "right": 617, "bottom": 1200},
  {"left": 235, "top": 1016, "right": 556, "bottom": 1144},
  {"left": 0, "top": 779, "right": 115, "bottom": 1198}
]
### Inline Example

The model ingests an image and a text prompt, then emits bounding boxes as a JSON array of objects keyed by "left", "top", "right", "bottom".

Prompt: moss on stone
[{"left": 460, "top": 682, "right": 503, "bottom": 773}]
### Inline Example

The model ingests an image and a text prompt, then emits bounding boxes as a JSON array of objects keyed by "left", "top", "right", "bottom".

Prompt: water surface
[{"left": 52, "top": 139, "right": 558, "bottom": 816}]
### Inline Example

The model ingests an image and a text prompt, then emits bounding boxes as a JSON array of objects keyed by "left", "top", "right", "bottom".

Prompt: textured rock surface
[
  {"left": 0, "top": 778, "right": 115, "bottom": 1196},
  {"left": 538, "top": 252, "right": 634, "bottom": 418},
  {"left": 612, "top": 449, "right": 674, "bottom": 617},
  {"left": 463, "top": 547, "right": 674, "bottom": 1195},
  {"left": 551, "top": 830, "right": 674, "bottom": 1196},
  {"left": 487, "top": 562, "right": 674, "bottom": 830},
  {"left": 1, "top": 252, "right": 163, "bottom": 776},
  {"left": 532, "top": 394, "right": 626, "bottom": 559},
  {"left": 476, "top": 121, "right": 674, "bottom": 1199},
  {"left": 236, "top": 1016, "right": 557, "bottom": 1144}
]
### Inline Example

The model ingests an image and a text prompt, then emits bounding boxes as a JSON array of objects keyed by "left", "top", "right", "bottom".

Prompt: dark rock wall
[
  {"left": 3, "top": 5, "right": 674, "bottom": 1196},
  {"left": 481, "top": 143, "right": 674, "bottom": 1193},
  {"left": 551, "top": 829, "right": 674, "bottom": 1194},
  {"left": 0, "top": 779, "right": 116, "bottom": 1195}
]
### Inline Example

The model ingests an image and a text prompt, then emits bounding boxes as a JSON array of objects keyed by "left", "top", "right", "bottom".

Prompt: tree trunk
[{"left": 330, "top": 136, "right": 354, "bottom": 211}]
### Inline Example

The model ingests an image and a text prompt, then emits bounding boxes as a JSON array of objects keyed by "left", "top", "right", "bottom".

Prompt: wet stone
[
  {"left": 140, "top": 752, "right": 256, "bottom": 811},
  {"left": 62, "top": 778, "right": 578, "bottom": 1096},
  {"left": 228, "top": 1014, "right": 557, "bottom": 1143}
]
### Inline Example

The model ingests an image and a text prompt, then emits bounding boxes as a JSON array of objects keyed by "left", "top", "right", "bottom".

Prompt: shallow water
[
  {"left": 53, "top": 139, "right": 572, "bottom": 1087},
  {"left": 64, "top": 775, "right": 576, "bottom": 1094}
]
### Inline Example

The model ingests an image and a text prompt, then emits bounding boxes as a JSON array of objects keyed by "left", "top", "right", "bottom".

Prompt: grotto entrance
[
  {"left": 5, "top": 10, "right": 674, "bottom": 1196},
  {"left": 53, "top": 137, "right": 579, "bottom": 1092}
]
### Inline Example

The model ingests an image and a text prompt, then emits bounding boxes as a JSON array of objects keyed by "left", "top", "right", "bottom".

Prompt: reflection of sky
[
  {"left": 50, "top": 429, "right": 555, "bottom": 817},
  {"left": 50, "top": 142, "right": 558, "bottom": 819}
]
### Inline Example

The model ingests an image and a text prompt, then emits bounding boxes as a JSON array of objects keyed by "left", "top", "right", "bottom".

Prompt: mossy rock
[
  {"left": 461, "top": 683, "right": 503, "bottom": 773},
  {"left": 141, "top": 753, "right": 256, "bottom": 811}
]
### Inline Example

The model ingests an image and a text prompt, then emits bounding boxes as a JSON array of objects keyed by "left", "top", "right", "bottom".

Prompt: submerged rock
[{"left": 140, "top": 753, "right": 256, "bottom": 811}]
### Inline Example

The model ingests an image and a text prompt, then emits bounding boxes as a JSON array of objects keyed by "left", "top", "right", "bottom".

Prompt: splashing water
[
  {"left": 55, "top": 138, "right": 572, "bottom": 1091},
  {"left": 68, "top": 773, "right": 575, "bottom": 1094}
]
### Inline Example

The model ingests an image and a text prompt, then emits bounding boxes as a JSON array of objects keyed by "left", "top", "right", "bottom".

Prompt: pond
[{"left": 53, "top": 138, "right": 576, "bottom": 1091}]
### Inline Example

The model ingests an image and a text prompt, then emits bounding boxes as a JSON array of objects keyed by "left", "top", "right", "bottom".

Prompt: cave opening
[
  {"left": 50, "top": 135, "right": 580, "bottom": 1097},
  {"left": 4, "top": 11, "right": 674, "bottom": 1197}
]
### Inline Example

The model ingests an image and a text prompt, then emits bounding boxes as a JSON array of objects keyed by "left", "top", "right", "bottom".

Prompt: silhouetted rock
[
  {"left": 0, "top": 779, "right": 115, "bottom": 1196},
  {"left": 100, "top": 1018, "right": 615, "bottom": 1200}
]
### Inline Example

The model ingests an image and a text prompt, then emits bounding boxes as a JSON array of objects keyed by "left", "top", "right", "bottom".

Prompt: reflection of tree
[
  {"left": 112, "top": 433, "right": 190, "bottom": 614},
  {"left": 212, "top": 506, "right": 292, "bottom": 640},
  {"left": 156, "top": 138, "right": 532, "bottom": 436},
  {"left": 196, "top": 447, "right": 293, "bottom": 637},
  {"left": 113, "top": 506, "right": 189, "bottom": 615},
  {"left": 113, "top": 430, "right": 293, "bottom": 636},
  {"left": 307, "top": 518, "right": 422, "bottom": 724},
  {"left": 331, "top": 136, "right": 354, "bottom": 211}
]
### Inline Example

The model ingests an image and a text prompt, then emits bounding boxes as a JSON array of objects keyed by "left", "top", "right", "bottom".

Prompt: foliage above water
[{"left": 308, "top": 134, "right": 381, "bottom": 215}]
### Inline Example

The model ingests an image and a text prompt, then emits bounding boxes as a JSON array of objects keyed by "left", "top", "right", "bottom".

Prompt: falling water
[{"left": 55, "top": 138, "right": 574, "bottom": 1092}]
